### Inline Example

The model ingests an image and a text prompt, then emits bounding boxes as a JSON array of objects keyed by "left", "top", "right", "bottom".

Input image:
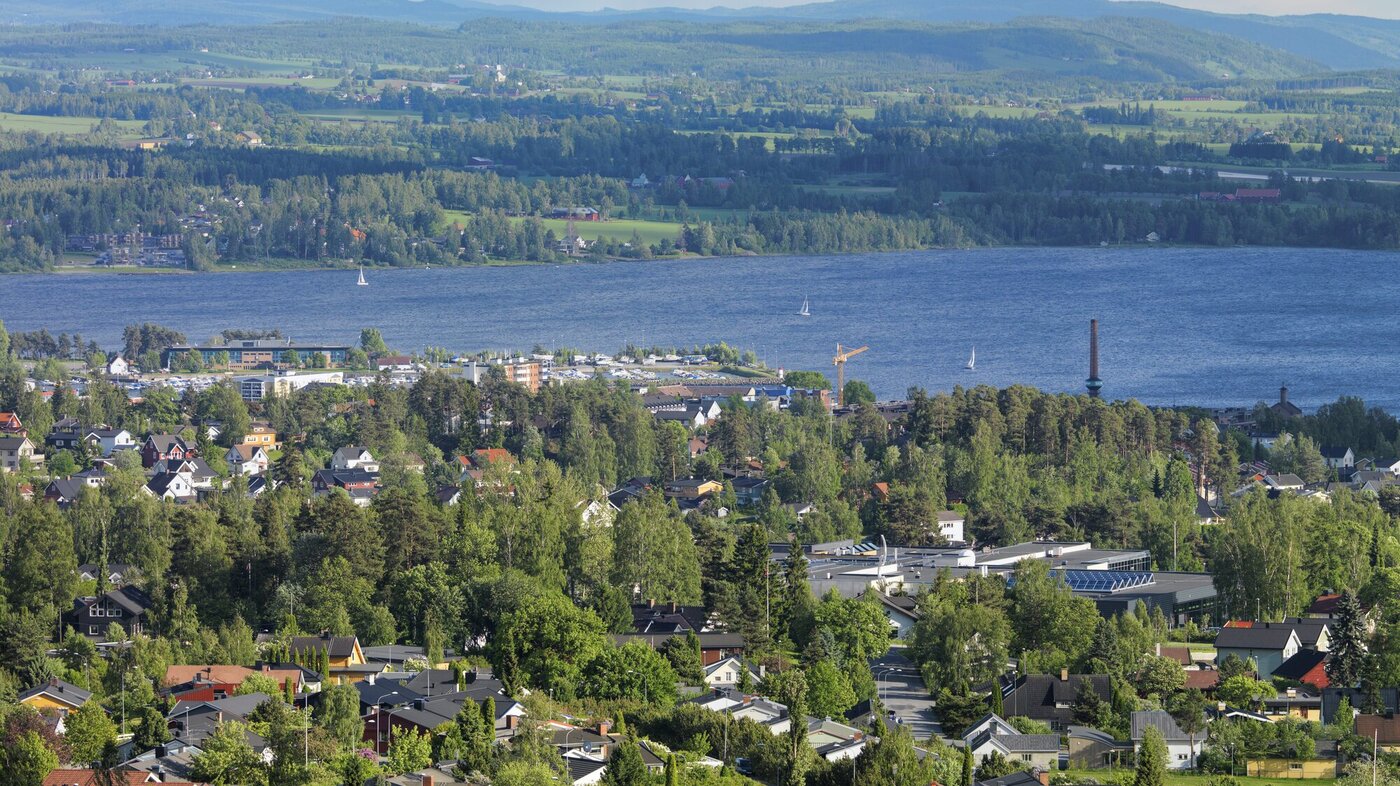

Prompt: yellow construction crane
[{"left": 832, "top": 343, "right": 868, "bottom": 406}]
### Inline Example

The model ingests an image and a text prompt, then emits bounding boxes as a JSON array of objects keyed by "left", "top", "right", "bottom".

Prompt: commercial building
[{"left": 163, "top": 340, "right": 350, "bottom": 370}]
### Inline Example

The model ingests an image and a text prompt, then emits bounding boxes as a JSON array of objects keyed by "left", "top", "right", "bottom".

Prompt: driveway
[{"left": 870, "top": 649, "right": 942, "bottom": 741}]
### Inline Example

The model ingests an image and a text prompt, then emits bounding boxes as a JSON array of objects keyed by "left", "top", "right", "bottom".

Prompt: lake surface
[{"left": 5, "top": 247, "right": 1399, "bottom": 410}]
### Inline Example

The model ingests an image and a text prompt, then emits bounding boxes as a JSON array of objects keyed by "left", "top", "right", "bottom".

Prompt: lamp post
[
  {"left": 385, "top": 704, "right": 410, "bottom": 759},
  {"left": 376, "top": 691, "right": 398, "bottom": 756}
]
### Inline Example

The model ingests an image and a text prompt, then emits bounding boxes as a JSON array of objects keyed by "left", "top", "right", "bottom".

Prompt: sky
[{"left": 507, "top": 0, "right": 1400, "bottom": 17}]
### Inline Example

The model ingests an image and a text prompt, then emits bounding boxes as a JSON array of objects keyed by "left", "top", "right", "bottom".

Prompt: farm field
[{"left": 0, "top": 112, "right": 146, "bottom": 136}]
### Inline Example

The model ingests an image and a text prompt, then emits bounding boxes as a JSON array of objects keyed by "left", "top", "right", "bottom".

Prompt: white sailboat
[
  {"left": 797, "top": 295, "right": 810, "bottom": 317},
  {"left": 357, "top": 266, "right": 368, "bottom": 287},
  {"left": 965, "top": 347, "right": 976, "bottom": 370}
]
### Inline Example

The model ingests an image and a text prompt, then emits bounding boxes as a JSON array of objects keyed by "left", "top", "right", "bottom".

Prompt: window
[
  {"left": 88, "top": 625, "right": 99, "bottom": 635},
  {"left": 1022, "top": 755, "right": 1033, "bottom": 762},
  {"left": 1178, "top": 754, "right": 1188, "bottom": 761},
  {"left": 1290, "top": 764, "right": 1303, "bottom": 772}
]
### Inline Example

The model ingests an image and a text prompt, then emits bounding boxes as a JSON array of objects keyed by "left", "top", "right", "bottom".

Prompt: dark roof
[
  {"left": 612, "top": 632, "right": 745, "bottom": 649},
  {"left": 290, "top": 634, "right": 358, "bottom": 659},
  {"left": 1214, "top": 626, "right": 1298, "bottom": 650},
  {"left": 1320, "top": 446, "right": 1352, "bottom": 459},
  {"left": 977, "top": 772, "right": 1044, "bottom": 786},
  {"left": 19, "top": 678, "right": 92, "bottom": 706},
  {"left": 996, "top": 734, "right": 1060, "bottom": 752},
  {"left": 47, "top": 478, "right": 85, "bottom": 501},
  {"left": 314, "top": 468, "right": 378, "bottom": 486},
  {"left": 1132, "top": 710, "right": 1193, "bottom": 742},
  {"left": 145, "top": 434, "right": 188, "bottom": 452},
  {"left": 565, "top": 757, "right": 608, "bottom": 782},
  {"left": 146, "top": 472, "right": 186, "bottom": 497},
  {"left": 1002, "top": 674, "right": 1111, "bottom": 722},
  {"left": 1273, "top": 649, "right": 1329, "bottom": 683}
]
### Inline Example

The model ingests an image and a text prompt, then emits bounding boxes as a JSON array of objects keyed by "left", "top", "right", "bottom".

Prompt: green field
[
  {"left": 0, "top": 112, "right": 146, "bottom": 136},
  {"left": 532, "top": 217, "right": 684, "bottom": 245}
]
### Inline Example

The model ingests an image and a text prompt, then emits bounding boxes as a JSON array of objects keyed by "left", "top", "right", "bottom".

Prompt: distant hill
[
  {"left": 6, "top": 0, "right": 1397, "bottom": 73},
  {"left": 761, "top": 0, "right": 1400, "bottom": 70}
]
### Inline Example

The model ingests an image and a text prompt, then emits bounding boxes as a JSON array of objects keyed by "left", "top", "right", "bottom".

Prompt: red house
[{"left": 141, "top": 434, "right": 193, "bottom": 469}]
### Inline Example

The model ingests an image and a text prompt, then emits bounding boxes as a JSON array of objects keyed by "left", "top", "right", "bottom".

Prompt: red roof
[
  {"left": 1184, "top": 670, "right": 1220, "bottom": 690},
  {"left": 471, "top": 448, "right": 517, "bottom": 467},
  {"left": 1235, "top": 188, "right": 1281, "bottom": 198}
]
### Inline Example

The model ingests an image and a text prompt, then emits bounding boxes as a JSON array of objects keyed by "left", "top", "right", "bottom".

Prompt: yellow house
[
  {"left": 241, "top": 423, "right": 280, "bottom": 450},
  {"left": 18, "top": 679, "right": 91, "bottom": 714},
  {"left": 1247, "top": 759, "right": 1337, "bottom": 779},
  {"left": 290, "top": 633, "right": 380, "bottom": 684}
]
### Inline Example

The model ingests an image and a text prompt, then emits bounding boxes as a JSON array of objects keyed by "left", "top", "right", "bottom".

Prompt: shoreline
[{"left": 26, "top": 243, "right": 1400, "bottom": 276}]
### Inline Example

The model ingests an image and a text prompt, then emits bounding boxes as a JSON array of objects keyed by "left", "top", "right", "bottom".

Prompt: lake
[{"left": 5, "top": 247, "right": 1399, "bottom": 411}]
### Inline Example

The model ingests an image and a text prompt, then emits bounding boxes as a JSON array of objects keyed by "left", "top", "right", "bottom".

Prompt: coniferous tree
[
  {"left": 1134, "top": 726, "right": 1167, "bottom": 786},
  {"left": 1327, "top": 591, "right": 1367, "bottom": 688}
]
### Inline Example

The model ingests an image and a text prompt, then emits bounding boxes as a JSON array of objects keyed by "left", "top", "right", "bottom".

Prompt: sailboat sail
[
  {"left": 357, "top": 266, "right": 368, "bottom": 286},
  {"left": 965, "top": 348, "right": 975, "bottom": 370},
  {"left": 798, "top": 296, "right": 810, "bottom": 316}
]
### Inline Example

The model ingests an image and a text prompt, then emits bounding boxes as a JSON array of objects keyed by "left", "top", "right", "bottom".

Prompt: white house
[
  {"left": 936, "top": 510, "right": 966, "bottom": 544},
  {"left": 226, "top": 444, "right": 270, "bottom": 476},
  {"left": 85, "top": 428, "right": 137, "bottom": 457},
  {"left": 963, "top": 712, "right": 1059, "bottom": 772},
  {"left": 874, "top": 593, "right": 921, "bottom": 639},
  {"left": 145, "top": 471, "right": 195, "bottom": 501},
  {"left": 106, "top": 357, "right": 131, "bottom": 376},
  {"left": 331, "top": 445, "right": 379, "bottom": 472},
  {"left": 1132, "top": 710, "right": 1204, "bottom": 770},
  {"left": 703, "top": 656, "right": 761, "bottom": 689},
  {"left": 1320, "top": 446, "right": 1354, "bottom": 471}
]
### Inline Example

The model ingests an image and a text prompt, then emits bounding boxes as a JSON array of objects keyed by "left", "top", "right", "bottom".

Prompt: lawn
[
  {"left": 531, "top": 217, "right": 684, "bottom": 245},
  {"left": 0, "top": 112, "right": 146, "bottom": 136}
]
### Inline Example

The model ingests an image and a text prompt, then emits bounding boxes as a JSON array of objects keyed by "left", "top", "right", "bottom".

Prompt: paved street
[{"left": 870, "top": 649, "right": 943, "bottom": 742}]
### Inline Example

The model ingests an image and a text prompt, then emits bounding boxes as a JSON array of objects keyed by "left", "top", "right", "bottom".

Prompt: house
[
  {"left": 84, "top": 428, "right": 137, "bottom": 457},
  {"left": 290, "top": 632, "right": 378, "bottom": 683},
  {"left": 331, "top": 445, "right": 379, "bottom": 472},
  {"left": 731, "top": 476, "right": 771, "bottom": 507},
  {"left": 0, "top": 411, "right": 25, "bottom": 435},
  {"left": 1273, "top": 649, "right": 1331, "bottom": 691},
  {"left": 142, "top": 434, "right": 192, "bottom": 468},
  {"left": 168, "top": 693, "right": 274, "bottom": 759},
  {"left": 46, "top": 478, "right": 90, "bottom": 508},
  {"left": 1001, "top": 671, "right": 1113, "bottom": 730},
  {"left": 154, "top": 457, "right": 219, "bottom": 490},
  {"left": 1263, "top": 474, "right": 1306, "bottom": 493},
  {"left": 19, "top": 679, "right": 92, "bottom": 715},
  {"left": 1356, "top": 714, "right": 1400, "bottom": 752},
  {"left": 964, "top": 713, "right": 1058, "bottom": 771},
  {"left": 436, "top": 485, "right": 463, "bottom": 506},
  {"left": 118, "top": 737, "right": 206, "bottom": 782},
  {"left": 313, "top": 468, "right": 380, "bottom": 506},
  {"left": 615, "top": 632, "right": 745, "bottom": 667},
  {"left": 0, "top": 435, "right": 41, "bottom": 472},
  {"left": 873, "top": 592, "right": 921, "bottom": 639},
  {"left": 1262, "top": 687, "right": 1323, "bottom": 722},
  {"left": 1068, "top": 725, "right": 1132, "bottom": 769},
  {"left": 227, "top": 444, "right": 270, "bottom": 476},
  {"left": 1324, "top": 687, "right": 1400, "bottom": 723},
  {"left": 375, "top": 355, "right": 415, "bottom": 372},
  {"left": 703, "top": 655, "right": 761, "bottom": 689},
  {"left": 662, "top": 477, "right": 723, "bottom": 501},
  {"left": 1246, "top": 758, "right": 1337, "bottom": 779},
  {"left": 163, "top": 664, "right": 304, "bottom": 701},
  {"left": 240, "top": 422, "right": 279, "bottom": 449},
  {"left": 1214, "top": 626, "right": 1301, "bottom": 678},
  {"left": 145, "top": 471, "right": 196, "bottom": 502},
  {"left": 235, "top": 131, "right": 263, "bottom": 146},
  {"left": 608, "top": 476, "right": 653, "bottom": 510},
  {"left": 1270, "top": 386, "right": 1303, "bottom": 418},
  {"left": 1321, "top": 446, "right": 1355, "bottom": 470},
  {"left": 76, "top": 562, "right": 134, "bottom": 586},
  {"left": 1132, "top": 710, "right": 1204, "bottom": 769},
  {"left": 106, "top": 356, "right": 131, "bottom": 376},
  {"left": 936, "top": 510, "right": 967, "bottom": 544},
  {"left": 71, "top": 584, "right": 152, "bottom": 639}
]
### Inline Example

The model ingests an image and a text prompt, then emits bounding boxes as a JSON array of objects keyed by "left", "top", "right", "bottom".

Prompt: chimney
[
  {"left": 1086, "top": 319, "right": 1103, "bottom": 398},
  {"left": 597, "top": 720, "right": 611, "bottom": 736},
  {"left": 1060, "top": 668, "right": 1069, "bottom": 682},
  {"left": 1037, "top": 769, "right": 1051, "bottom": 786},
  {"left": 423, "top": 776, "right": 434, "bottom": 786},
  {"left": 216, "top": 711, "right": 223, "bottom": 724},
  {"left": 1287, "top": 687, "right": 1297, "bottom": 698},
  {"left": 1280, "top": 384, "right": 1289, "bottom": 406},
  {"left": 670, "top": 601, "right": 679, "bottom": 613},
  {"left": 1217, "top": 701, "right": 1227, "bottom": 712},
  {"left": 647, "top": 598, "right": 656, "bottom": 609}
]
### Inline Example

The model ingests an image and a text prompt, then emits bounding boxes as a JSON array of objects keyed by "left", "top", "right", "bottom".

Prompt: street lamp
[
  {"left": 384, "top": 704, "right": 411, "bottom": 758},
  {"left": 375, "top": 691, "right": 398, "bottom": 755}
]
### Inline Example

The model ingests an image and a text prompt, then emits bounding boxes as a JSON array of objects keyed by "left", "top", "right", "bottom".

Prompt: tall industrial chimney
[{"left": 1086, "top": 319, "right": 1103, "bottom": 398}]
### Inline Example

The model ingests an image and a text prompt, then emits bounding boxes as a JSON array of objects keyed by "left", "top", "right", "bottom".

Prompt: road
[{"left": 870, "top": 650, "right": 943, "bottom": 742}]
